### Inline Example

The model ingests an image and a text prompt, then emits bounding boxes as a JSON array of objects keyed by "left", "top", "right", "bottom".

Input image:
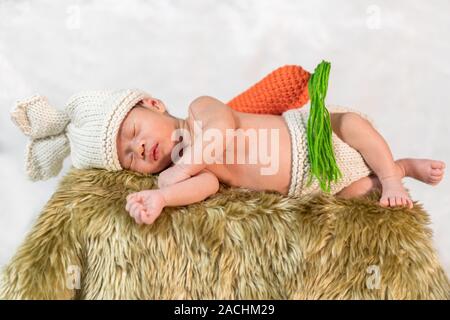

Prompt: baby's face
[{"left": 116, "top": 98, "right": 178, "bottom": 174}]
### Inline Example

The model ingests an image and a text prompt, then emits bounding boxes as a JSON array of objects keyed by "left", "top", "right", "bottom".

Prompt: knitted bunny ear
[
  {"left": 25, "top": 135, "right": 71, "bottom": 181},
  {"left": 10, "top": 95, "right": 71, "bottom": 181},
  {"left": 10, "top": 95, "right": 70, "bottom": 139}
]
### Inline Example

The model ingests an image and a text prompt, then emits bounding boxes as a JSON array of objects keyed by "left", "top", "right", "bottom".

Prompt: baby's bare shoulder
[
  {"left": 187, "top": 95, "right": 235, "bottom": 128},
  {"left": 188, "top": 95, "right": 225, "bottom": 117}
]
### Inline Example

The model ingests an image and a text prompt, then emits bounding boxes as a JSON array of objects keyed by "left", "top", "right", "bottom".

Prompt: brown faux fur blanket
[{"left": 1, "top": 168, "right": 449, "bottom": 299}]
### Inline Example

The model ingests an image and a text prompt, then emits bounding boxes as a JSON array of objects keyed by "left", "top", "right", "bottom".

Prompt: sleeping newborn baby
[
  {"left": 119, "top": 95, "right": 446, "bottom": 225},
  {"left": 10, "top": 89, "right": 445, "bottom": 226}
]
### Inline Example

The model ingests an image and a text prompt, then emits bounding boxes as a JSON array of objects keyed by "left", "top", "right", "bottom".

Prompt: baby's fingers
[
  {"left": 125, "top": 199, "right": 138, "bottom": 212},
  {"left": 134, "top": 208, "right": 144, "bottom": 224},
  {"left": 127, "top": 193, "right": 143, "bottom": 203},
  {"left": 126, "top": 193, "right": 136, "bottom": 202},
  {"left": 125, "top": 200, "right": 132, "bottom": 211},
  {"left": 126, "top": 194, "right": 144, "bottom": 210},
  {"left": 129, "top": 202, "right": 143, "bottom": 218}
]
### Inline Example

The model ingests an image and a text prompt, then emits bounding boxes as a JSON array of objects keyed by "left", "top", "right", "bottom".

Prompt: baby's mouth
[
  {"left": 153, "top": 143, "right": 159, "bottom": 161},
  {"left": 145, "top": 143, "right": 157, "bottom": 162}
]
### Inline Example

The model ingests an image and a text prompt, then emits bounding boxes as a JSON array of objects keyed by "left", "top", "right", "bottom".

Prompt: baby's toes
[
  {"left": 430, "top": 173, "right": 443, "bottom": 181},
  {"left": 398, "top": 195, "right": 413, "bottom": 209},
  {"left": 388, "top": 196, "right": 399, "bottom": 207},
  {"left": 400, "top": 196, "right": 408, "bottom": 207},
  {"left": 400, "top": 197, "right": 407, "bottom": 207},
  {"left": 401, "top": 196, "right": 412, "bottom": 208},
  {"left": 431, "top": 160, "right": 446, "bottom": 170},
  {"left": 430, "top": 168, "right": 443, "bottom": 176},
  {"left": 430, "top": 170, "right": 444, "bottom": 185},
  {"left": 388, "top": 196, "right": 403, "bottom": 207},
  {"left": 429, "top": 178, "right": 442, "bottom": 186},
  {"left": 406, "top": 197, "right": 414, "bottom": 209},
  {"left": 379, "top": 196, "right": 389, "bottom": 207}
]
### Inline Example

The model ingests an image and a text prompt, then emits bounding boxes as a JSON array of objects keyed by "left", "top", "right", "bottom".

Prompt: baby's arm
[
  {"left": 126, "top": 169, "right": 219, "bottom": 225},
  {"left": 158, "top": 96, "right": 236, "bottom": 188},
  {"left": 160, "top": 169, "right": 219, "bottom": 206}
]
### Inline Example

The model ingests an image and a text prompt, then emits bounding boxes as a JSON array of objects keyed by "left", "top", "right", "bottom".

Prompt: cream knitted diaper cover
[{"left": 282, "top": 105, "right": 374, "bottom": 197}]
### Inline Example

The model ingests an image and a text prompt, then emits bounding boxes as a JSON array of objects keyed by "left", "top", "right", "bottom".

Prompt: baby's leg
[
  {"left": 337, "top": 158, "right": 446, "bottom": 204},
  {"left": 336, "top": 159, "right": 403, "bottom": 200},
  {"left": 336, "top": 174, "right": 381, "bottom": 199},
  {"left": 329, "top": 112, "right": 413, "bottom": 208}
]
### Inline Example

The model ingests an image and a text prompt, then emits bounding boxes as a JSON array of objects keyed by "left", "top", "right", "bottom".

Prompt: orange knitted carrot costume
[
  {"left": 226, "top": 61, "right": 342, "bottom": 193},
  {"left": 226, "top": 65, "right": 310, "bottom": 114}
]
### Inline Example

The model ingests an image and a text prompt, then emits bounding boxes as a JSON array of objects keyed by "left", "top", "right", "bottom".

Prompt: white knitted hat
[{"left": 10, "top": 89, "right": 151, "bottom": 181}]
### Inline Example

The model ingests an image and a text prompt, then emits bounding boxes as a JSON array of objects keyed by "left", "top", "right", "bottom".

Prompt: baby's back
[{"left": 206, "top": 109, "right": 292, "bottom": 195}]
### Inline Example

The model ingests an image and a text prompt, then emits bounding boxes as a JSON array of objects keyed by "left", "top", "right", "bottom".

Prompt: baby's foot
[
  {"left": 399, "top": 158, "right": 446, "bottom": 186},
  {"left": 379, "top": 175, "right": 413, "bottom": 209}
]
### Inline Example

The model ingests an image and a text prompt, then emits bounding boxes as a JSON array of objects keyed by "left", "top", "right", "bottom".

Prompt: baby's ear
[
  {"left": 141, "top": 98, "right": 166, "bottom": 113},
  {"left": 139, "top": 98, "right": 153, "bottom": 108}
]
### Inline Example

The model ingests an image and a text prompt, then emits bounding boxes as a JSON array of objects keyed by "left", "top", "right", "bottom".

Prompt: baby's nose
[{"left": 134, "top": 142, "right": 145, "bottom": 158}]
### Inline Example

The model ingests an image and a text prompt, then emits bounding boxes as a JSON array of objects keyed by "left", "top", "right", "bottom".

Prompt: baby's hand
[
  {"left": 125, "top": 190, "right": 167, "bottom": 225},
  {"left": 157, "top": 165, "right": 191, "bottom": 189}
]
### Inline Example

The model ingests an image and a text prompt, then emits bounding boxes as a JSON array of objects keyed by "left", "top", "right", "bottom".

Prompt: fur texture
[{"left": 1, "top": 168, "right": 449, "bottom": 299}]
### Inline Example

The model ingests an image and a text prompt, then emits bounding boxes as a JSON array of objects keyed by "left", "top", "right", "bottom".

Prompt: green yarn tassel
[{"left": 305, "top": 60, "right": 342, "bottom": 193}]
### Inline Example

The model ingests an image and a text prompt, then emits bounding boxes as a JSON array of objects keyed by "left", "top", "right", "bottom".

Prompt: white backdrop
[{"left": 1, "top": 0, "right": 449, "bottom": 276}]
